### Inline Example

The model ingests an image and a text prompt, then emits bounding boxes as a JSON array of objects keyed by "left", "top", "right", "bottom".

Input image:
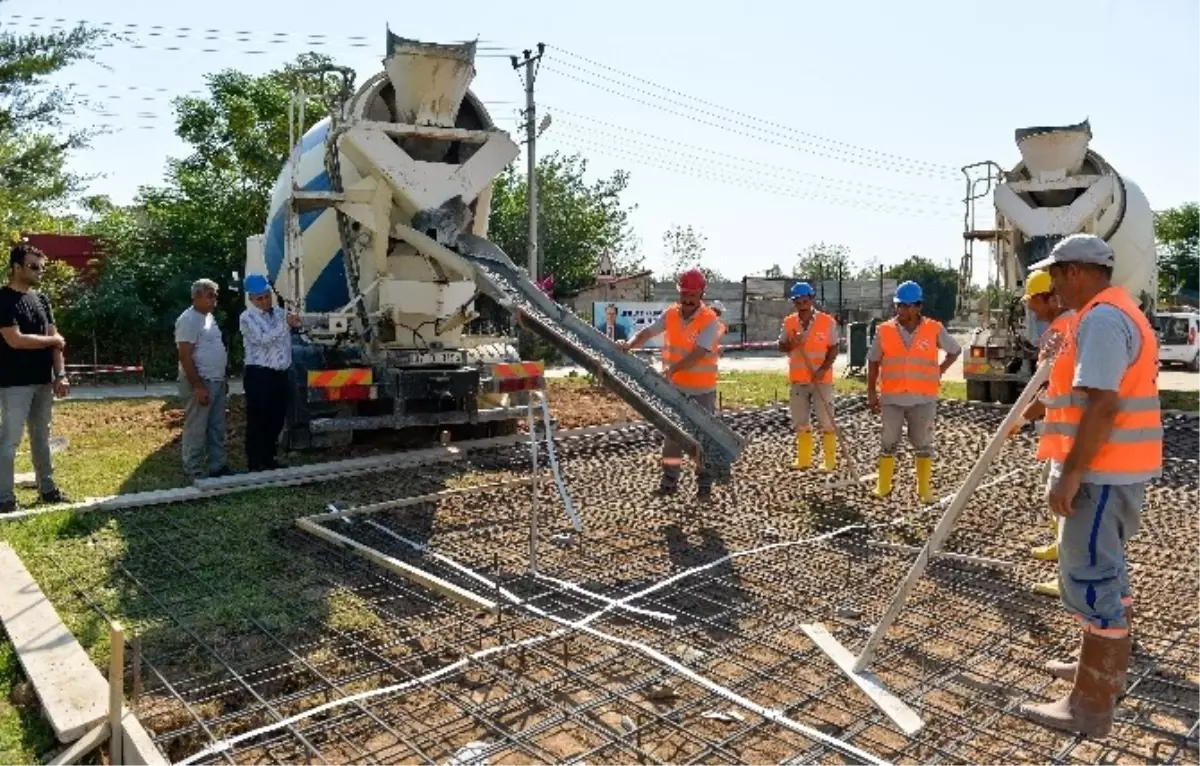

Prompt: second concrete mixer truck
[{"left": 958, "top": 120, "right": 1158, "bottom": 403}]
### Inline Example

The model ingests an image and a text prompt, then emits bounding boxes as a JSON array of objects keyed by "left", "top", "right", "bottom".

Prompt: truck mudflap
[{"left": 454, "top": 233, "right": 745, "bottom": 481}]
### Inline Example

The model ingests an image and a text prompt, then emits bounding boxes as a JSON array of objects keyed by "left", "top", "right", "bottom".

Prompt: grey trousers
[
  {"left": 180, "top": 378, "right": 228, "bottom": 480},
  {"left": 1056, "top": 480, "right": 1142, "bottom": 634},
  {"left": 661, "top": 390, "right": 717, "bottom": 490},
  {"left": 0, "top": 384, "right": 57, "bottom": 504},
  {"left": 880, "top": 401, "right": 936, "bottom": 458}
]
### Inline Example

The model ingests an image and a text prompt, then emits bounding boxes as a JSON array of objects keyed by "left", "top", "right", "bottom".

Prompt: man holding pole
[
  {"left": 619, "top": 268, "right": 721, "bottom": 500},
  {"left": 866, "top": 281, "right": 960, "bottom": 502},
  {"left": 1019, "top": 233, "right": 1161, "bottom": 738},
  {"left": 777, "top": 282, "right": 839, "bottom": 471},
  {"left": 1008, "top": 269, "right": 1076, "bottom": 597}
]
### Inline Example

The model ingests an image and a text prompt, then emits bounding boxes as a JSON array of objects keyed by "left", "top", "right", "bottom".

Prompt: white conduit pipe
[
  {"left": 536, "top": 391, "right": 581, "bottom": 531},
  {"left": 181, "top": 465, "right": 1027, "bottom": 765}
]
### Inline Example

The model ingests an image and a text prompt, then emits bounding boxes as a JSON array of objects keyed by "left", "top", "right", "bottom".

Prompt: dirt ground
[{"left": 15, "top": 389, "right": 1198, "bottom": 765}]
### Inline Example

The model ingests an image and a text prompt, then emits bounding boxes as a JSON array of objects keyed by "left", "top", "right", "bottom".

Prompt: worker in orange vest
[
  {"left": 866, "top": 280, "right": 960, "bottom": 502},
  {"left": 619, "top": 268, "right": 722, "bottom": 500},
  {"left": 777, "top": 282, "right": 839, "bottom": 471},
  {"left": 1019, "top": 234, "right": 1161, "bottom": 738},
  {"left": 1007, "top": 269, "right": 1076, "bottom": 597}
]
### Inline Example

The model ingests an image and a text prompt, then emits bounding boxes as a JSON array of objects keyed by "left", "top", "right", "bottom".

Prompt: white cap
[{"left": 1028, "top": 233, "right": 1115, "bottom": 271}]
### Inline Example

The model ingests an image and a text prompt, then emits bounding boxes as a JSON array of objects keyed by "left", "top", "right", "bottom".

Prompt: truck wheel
[
  {"left": 965, "top": 380, "right": 988, "bottom": 402},
  {"left": 1189, "top": 352, "right": 1199, "bottom": 373}
]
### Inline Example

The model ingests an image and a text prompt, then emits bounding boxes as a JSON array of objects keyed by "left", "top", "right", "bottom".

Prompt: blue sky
[{"left": 8, "top": 0, "right": 1198, "bottom": 284}]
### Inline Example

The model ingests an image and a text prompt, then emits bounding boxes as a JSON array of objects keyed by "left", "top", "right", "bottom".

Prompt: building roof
[{"left": 561, "top": 270, "right": 653, "bottom": 297}]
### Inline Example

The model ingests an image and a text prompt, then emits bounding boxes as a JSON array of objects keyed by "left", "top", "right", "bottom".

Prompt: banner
[{"left": 592, "top": 301, "right": 671, "bottom": 348}]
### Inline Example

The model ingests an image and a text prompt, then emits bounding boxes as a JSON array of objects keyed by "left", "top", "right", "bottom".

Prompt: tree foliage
[
  {"left": 1154, "top": 202, "right": 1199, "bottom": 298},
  {"left": 488, "top": 151, "right": 641, "bottom": 293},
  {"left": 0, "top": 8, "right": 105, "bottom": 236},
  {"left": 661, "top": 223, "right": 725, "bottom": 283},
  {"left": 792, "top": 242, "right": 851, "bottom": 280},
  {"left": 884, "top": 256, "right": 959, "bottom": 321}
]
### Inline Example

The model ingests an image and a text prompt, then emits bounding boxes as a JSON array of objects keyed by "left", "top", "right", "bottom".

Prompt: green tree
[
  {"left": 884, "top": 255, "right": 959, "bottom": 321},
  {"left": 1154, "top": 202, "right": 1199, "bottom": 298},
  {"left": 487, "top": 152, "right": 641, "bottom": 293},
  {"left": 0, "top": 10, "right": 105, "bottom": 236},
  {"left": 661, "top": 223, "right": 724, "bottom": 282},
  {"left": 793, "top": 242, "right": 851, "bottom": 280}
]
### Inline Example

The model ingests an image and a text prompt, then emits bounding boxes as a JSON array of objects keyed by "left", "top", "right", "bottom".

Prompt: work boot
[
  {"left": 1046, "top": 605, "right": 1134, "bottom": 687},
  {"left": 696, "top": 484, "right": 713, "bottom": 502},
  {"left": 1022, "top": 631, "right": 1130, "bottom": 737},
  {"left": 1032, "top": 579, "right": 1060, "bottom": 598},
  {"left": 1031, "top": 516, "right": 1060, "bottom": 560},
  {"left": 39, "top": 488, "right": 71, "bottom": 505},
  {"left": 821, "top": 432, "right": 837, "bottom": 473},
  {"left": 652, "top": 484, "right": 678, "bottom": 497},
  {"left": 915, "top": 456, "right": 935, "bottom": 504},
  {"left": 792, "top": 431, "right": 814, "bottom": 470},
  {"left": 873, "top": 457, "right": 895, "bottom": 498}
]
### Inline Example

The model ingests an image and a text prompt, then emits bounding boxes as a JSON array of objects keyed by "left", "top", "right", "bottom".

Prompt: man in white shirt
[
  {"left": 176, "top": 279, "right": 231, "bottom": 480},
  {"left": 240, "top": 274, "right": 300, "bottom": 472}
]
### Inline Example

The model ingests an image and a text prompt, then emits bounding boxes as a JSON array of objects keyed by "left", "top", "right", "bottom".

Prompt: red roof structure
[{"left": 19, "top": 234, "right": 103, "bottom": 279}]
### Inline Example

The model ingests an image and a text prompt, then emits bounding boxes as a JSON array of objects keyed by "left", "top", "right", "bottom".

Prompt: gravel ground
[{"left": 100, "top": 396, "right": 1198, "bottom": 766}]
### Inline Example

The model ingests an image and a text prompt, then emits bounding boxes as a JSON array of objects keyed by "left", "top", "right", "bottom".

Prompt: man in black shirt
[{"left": 0, "top": 243, "right": 71, "bottom": 513}]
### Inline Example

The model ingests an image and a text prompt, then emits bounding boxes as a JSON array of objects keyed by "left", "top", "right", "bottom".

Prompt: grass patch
[
  {"left": 1161, "top": 388, "right": 1199, "bottom": 412},
  {"left": 715, "top": 371, "right": 966, "bottom": 408}
]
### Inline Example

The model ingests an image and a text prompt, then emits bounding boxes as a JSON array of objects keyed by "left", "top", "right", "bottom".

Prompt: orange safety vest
[
  {"left": 876, "top": 318, "right": 943, "bottom": 399},
  {"left": 1038, "top": 310, "right": 1076, "bottom": 365},
  {"left": 1038, "top": 287, "right": 1162, "bottom": 482},
  {"left": 662, "top": 304, "right": 720, "bottom": 394},
  {"left": 782, "top": 311, "right": 836, "bottom": 384}
]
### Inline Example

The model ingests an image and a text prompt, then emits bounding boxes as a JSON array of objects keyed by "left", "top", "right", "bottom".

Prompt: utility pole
[{"left": 511, "top": 44, "right": 546, "bottom": 280}]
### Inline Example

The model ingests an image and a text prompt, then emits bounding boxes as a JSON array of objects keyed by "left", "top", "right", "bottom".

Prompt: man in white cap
[
  {"left": 240, "top": 274, "right": 301, "bottom": 472},
  {"left": 1019, "top": 233, "right": 1162, "bottom": 738}
]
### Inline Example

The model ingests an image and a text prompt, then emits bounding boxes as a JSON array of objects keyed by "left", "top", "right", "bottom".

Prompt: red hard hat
[{"left": 677, "top": 268, "right": 706, "bottom": 292}]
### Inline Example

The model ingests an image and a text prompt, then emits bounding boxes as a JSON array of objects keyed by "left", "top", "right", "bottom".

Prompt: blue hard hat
[
  {"left": 894, "top": 280, "right": 923, "bottom": 304},
  {"left": 244, "top": 273, "right": 271, "bottom": 296},
  {"left": 789, "top": 282, "right": 815, "bottom": 300}
]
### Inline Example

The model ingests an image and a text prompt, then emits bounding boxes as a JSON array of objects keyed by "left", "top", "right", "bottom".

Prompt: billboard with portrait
[{"left": 592, "top": 301, "right": 671, "bottom": 348}]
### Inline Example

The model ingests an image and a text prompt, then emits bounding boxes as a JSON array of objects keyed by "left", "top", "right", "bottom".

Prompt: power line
[
  {"left": 539, "top": 63, "right": 957, "bottom": 181},
  {"left": 541, "top": 131, "right": 959, "bottom": 220},
  {"left": 547, "top": 47, "right": 960, "bottom": 178},
  {"left": 544, "top": 108, "right": 957, "bottom": 204}
]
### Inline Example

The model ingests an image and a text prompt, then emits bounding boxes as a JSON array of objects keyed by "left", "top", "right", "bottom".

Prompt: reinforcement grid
[{"left": 29, "top": 400, "right": 1199, "bottom": 765}]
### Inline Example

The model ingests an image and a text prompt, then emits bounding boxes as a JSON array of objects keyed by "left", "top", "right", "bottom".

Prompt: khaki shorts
[{"left": 789, "top": 383, "right": 835, "bottom": 431}]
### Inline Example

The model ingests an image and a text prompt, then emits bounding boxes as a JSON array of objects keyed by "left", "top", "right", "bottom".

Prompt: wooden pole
[{"left": 108, "top": 623, "right": 125, "bottom": 766}]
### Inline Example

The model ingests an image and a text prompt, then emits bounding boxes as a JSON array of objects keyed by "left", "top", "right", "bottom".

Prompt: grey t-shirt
[
  {"left": 1049, "top": 304, "right": 1154, "bottom": 484},
  {"left": 175, "top": 307, "right": 228, "bottom": 381},
  {"left": 868, "top": 319, "right": 960, "bottom": 406}
]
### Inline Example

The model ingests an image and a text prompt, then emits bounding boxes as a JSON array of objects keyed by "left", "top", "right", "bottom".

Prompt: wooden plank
[
  {"left": 295, "top": 519, "right": 499, "bottom": 614},
  {"left": 0, "top": 543, "right": 109, "bottom": 742},
  {"left": 801, "top": 623, "right": 924, "bottom": 736}
]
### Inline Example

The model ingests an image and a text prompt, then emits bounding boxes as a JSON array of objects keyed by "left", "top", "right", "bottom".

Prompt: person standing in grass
[
  {"left": 176, "top": 278, "right": 233, "bottom": 481},
  {"left": 0, "top": 243, "right": 71, "bottom": 514},
  {"left": 239, "top": 274, "right": 300, "bottom": 472}
]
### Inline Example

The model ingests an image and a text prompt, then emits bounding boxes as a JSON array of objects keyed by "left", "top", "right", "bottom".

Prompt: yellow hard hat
[{"left": 1023, "top": 270, "right": 1053, "bottom": 300}]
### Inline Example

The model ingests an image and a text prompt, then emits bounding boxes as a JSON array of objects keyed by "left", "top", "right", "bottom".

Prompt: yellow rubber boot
[
  {"left": 792, "top": 431, "right": 814, "bottom": 469},
  {"left": 1030, "top": 516, "right": 1060, "bottom": 561},
  {"left": 821, "top": 432, "right": 837, "bottom": 473},
  {"left": 873, "top": 456, "right": 895, "bottom": 498},
  {"left": 915, "top": 456, "right": 935, "bottom": 504},
  {"left": 1032, "top": 579, "right": 1060, "bottom": 598}
]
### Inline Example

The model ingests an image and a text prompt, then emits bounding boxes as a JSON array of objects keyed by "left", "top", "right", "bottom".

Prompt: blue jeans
[
  {"left": 0, "top": 384, "right": 57, "bottom": 504},
  {"left": 179, "top": 378, "right": 228, "bottom": 480}
]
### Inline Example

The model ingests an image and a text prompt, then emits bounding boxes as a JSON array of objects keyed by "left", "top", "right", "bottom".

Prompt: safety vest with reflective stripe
[
  {"left": 662, "top": 304, "right": 719, "bottom": 394},
  {"left": 876, "top": 318, "right": 942, "bottom": 400},
  {"left": 782, "top": 311, "right": 836, "bottom": 384},
  {"left": 1039, "top": 287, "right": 1162, "bottom": 484},
  {"left": 1033, "top": 310, "right": 1075, "bottom": 443}
]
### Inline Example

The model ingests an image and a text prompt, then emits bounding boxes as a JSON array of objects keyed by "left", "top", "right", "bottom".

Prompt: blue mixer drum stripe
[
  {"left": 307, "top": 249, "right": 350, "bottom": 312},
  {"left": 263, "top": 171, "right": 334, "bottom": 282}
]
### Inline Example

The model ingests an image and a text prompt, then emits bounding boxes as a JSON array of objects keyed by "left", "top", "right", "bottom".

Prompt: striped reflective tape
[
  {"left": 307, "top": 368, "right": 374, "bottom": 388},
  {"left": 492, "top": 362, "right": 545, "bottom": 380}
]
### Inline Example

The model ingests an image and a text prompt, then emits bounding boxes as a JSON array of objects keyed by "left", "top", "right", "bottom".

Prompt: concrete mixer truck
[
  {"left": 241, "top": 30, "right": 745, "bottom": 479},
  {"left": 958, "top": 120, "right": 1158, "bottom": 404}
]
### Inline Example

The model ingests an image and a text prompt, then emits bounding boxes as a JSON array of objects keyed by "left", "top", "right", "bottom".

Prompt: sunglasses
[{"left": 24, "top": 263, "right": 43, "bottom": 272}]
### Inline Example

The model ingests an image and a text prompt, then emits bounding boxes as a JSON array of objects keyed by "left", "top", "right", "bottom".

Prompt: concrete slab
[{"left": 0, "top": 543, "right": 108, "bottom": 743}]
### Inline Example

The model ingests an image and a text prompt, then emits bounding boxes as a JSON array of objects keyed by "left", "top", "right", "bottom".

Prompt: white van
[{"left": 1156, "top": 311, "right": 1200, "bottom": 371}]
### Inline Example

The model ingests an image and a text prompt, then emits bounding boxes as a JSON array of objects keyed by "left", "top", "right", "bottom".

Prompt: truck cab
[{"left": 1155, "top": 311, "right": 1200, "bottom": 371}]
